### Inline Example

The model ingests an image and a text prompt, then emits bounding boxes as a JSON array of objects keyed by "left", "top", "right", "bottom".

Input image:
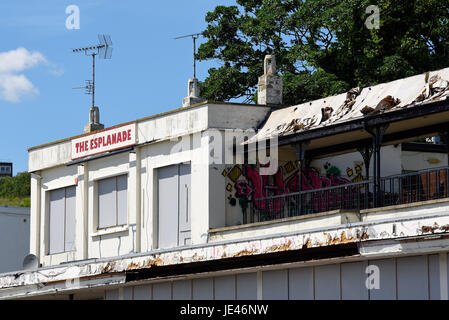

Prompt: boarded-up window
[
  {"left": 98, "top": 175, "right": 128, "bottom": 229},
  {"left": 158, "top": 163, "right": 191, "bottom": 249},
  {"left": 49, "top": 186, "right": 76, "bottom": 254}
]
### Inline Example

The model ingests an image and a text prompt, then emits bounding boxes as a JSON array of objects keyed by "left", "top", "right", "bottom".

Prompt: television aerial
[
  {"left": 174, "top": 32, "right": 203, "bottom": 79},
  {"left": 72, "top": 34, "right": 113, "bottom": 108}
]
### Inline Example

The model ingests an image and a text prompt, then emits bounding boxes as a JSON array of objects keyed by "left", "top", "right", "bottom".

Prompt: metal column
[
  {"left": 357, "top": 144, "right": 373, "bottom": 208},
  {"left": 365, "top": 124, "right": 389, "bottom": 207},
  {"left": 446, "top": 131, "right": 449, "bottom": 167},
  {"left": 295, "top": 141, "right": 309, "bottom": 215}
]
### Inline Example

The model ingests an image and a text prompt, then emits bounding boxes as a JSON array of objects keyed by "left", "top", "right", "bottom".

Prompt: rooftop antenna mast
[
  {"left": 174, "top": 32, "right": 203, "bottom": 79},
  {"left": 72, "top": 34, "right": 113, "bottom": 109}
]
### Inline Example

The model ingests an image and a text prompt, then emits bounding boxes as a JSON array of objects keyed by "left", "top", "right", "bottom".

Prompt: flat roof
[
  {"left": 0, "top": 205, "right": 30, "bottom": 216},
  {"left": 28, "top": 100, "right": 280, "bottom": 152}
]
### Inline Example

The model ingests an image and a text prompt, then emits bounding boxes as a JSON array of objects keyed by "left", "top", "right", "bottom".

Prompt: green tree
[
  {"left": 198, "top": 0, "right": 449, "bottom": 105},
  {"left": 0, "top": 172, "right": 31, "bottom": 198}
]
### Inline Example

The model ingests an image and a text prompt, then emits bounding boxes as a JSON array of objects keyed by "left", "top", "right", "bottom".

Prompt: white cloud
[
  {"left": 0, "top": 48, "right": 47, "bottom": 103},
  {"left": 48, "top": 66, "right": 65, "bottom": 77},
  {"left": 0, "top": 73, "right": 38, "bottom": 103},
  {"left": 0, "top": 48, "right": 47, "bottom": 73}
]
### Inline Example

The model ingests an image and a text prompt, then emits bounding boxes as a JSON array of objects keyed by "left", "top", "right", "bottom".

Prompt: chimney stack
[
  {"left": 182, "top": 78, "right": 203, "bottom": 108},
  {"left": 84, "top": 106, "right": 104, "bottom": 133},
  {"left": 257, "top": 55, "right": 283, "bottom": 105}
]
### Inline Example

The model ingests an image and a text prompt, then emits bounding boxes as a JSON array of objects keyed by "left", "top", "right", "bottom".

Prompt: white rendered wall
[
  {"left": 402, "top": 150, "right": 447, "bottom": 171},
  {"left": 27, "top": 103, "right": 274, "bottom": 266}
]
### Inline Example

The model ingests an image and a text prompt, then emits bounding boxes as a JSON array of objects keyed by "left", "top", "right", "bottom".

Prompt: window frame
[
  {"left": 96, "top": 174, "right": 128, "bottom": 230},
  {"left": 157, "top": 162, "right": 191, "bottom": 249},
  {"left": 47, "top": 185, "right": 76, "bottom": 255}
]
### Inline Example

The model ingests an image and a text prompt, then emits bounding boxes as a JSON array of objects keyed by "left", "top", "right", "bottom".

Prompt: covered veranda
[{"left": 242, "top": 68, "right": 449, "bottom": 224}]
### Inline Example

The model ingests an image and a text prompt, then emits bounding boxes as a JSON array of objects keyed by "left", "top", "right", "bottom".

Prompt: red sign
[{"left": 71, "top": 123, "right": 136, "bottom": 160}]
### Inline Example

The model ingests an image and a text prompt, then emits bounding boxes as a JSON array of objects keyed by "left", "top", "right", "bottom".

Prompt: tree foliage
[
  {"left": 198, "top": 0, "right": 449, "bottom": 105},
  {"left": 0, "top": 172, "right": 30, "bottom": 198}
]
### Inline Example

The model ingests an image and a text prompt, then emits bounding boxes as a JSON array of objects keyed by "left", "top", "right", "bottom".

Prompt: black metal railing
[
  {"left": 380, "top": 167, "right": 449, "bottom": 206},
  {"left": 247, "top": 167, "right": 449, "bottom": 224}
]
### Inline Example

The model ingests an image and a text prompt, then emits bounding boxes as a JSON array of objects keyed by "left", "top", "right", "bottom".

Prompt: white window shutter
[
  {"left": 64, "top": 186, "right": 76, "bottom": 251},
  {"left": 116, "top": 175, "right": 128, "bottom": 226},
  {"left": 98, "top": 177, "right": 117, "bottom": 228},
  {"left": 49, "top": 188, "right": 65, "bottom": 254}
]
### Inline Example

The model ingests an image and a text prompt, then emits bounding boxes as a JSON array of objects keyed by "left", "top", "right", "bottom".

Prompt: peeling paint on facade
[{"left": 3, "top": 207, "right": 449, "bottom": 296}]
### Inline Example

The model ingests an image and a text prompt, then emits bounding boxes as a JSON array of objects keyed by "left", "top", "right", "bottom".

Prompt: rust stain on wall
[
  {"left": 95, "top": 228, "right": 375, "bottom": 277},
  {"left": 303, "top": 238, "right": 312, "bottom": 249},
  {"left": 145, "top": 256, "right": 163, "bottom": 268},
  {"left": 419, "top": 222, "right": 449, "bottom": 234},
  {"left": 234, "top": 249, "right": 258, "bottom": 257},
  {"left": 266, "top": 240, "right": 293, "bottom": 253},
  {"left": 322, "top": 231, "right": 356, "bottom": 246},
  {"left": 421, "top": 222, "right": 440, "bottom": 234},
  {"left": 126, "top": 262, "right": 141, "bottom": 270},
  {"left": 356, "top": 229, "right": 370, "bottom": 240},
  {"left": 101, "top": 262, "right": 116, "bottom": 273},
  {"left": 191, "top": 253, "right": 205, "bottom": 262},
  {"left": 339, "top": 231, "right": 355, "bottom": 244}
]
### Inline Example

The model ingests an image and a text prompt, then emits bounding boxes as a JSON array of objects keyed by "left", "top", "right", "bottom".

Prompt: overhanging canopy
[{"left": 247, "top": 67, "right": 449, "bottom": 157}]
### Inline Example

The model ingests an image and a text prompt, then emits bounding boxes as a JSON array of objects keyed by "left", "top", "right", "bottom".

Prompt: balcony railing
[{"left": 247, "top": 167, "right": 449, "bottom": 224}]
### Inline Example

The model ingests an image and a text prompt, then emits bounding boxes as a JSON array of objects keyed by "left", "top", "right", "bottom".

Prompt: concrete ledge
[
  {"left": 210, "top": 198, "right": 449, "bottom": 243},
  {"left": 210, "top": 209, "right": 360, "bottom": 234},
  {"left": 361, "top": 197, "right": 449, "bottom": 223},
  {"left": 361, "top": 197, "right": 449, "bottom": 214},
  {"left": 209, "top": 209, "right": 361, "bottom": 243}
]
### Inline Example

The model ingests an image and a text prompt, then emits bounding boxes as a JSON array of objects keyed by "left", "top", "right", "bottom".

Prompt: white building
[
  {"left": 0, "top": 206, "right": 29, "bottom": 274},
  {"left": 2, "top": 57, "right": 449, "bottom": 300}
]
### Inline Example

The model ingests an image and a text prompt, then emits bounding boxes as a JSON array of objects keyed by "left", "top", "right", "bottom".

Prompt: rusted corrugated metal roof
[{"left": 249, "top": 68, "right": 449, "bottom": 143}]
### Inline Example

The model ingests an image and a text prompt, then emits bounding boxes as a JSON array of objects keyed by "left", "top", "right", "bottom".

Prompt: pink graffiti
[
  {"left": 234, "top": 166, "right": 352, "bottom": 215},
  {"left": 235, "top": 166, "right": 285, "bottom": 216},
  {"left": 235, "top": 180, "right": 253, "bottom": 198},
  {"left": 284, "top": 168, "right": 351, "bottom": 212}
]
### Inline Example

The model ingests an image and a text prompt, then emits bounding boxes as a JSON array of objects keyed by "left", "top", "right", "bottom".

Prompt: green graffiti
[
  {"left": 326, "top": 165, "right": 341, "bottom": 176},
  {"left": 238, "top": 196, "right": 249, "bottom": 213}
]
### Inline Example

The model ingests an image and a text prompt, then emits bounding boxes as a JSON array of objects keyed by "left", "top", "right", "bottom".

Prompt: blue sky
[{"left": 0, "top": 0, "right": 237, "bottom": 174}]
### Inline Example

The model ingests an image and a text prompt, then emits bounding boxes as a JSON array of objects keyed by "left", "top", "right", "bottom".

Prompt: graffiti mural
[{"left": 224, "top": 161, "right": 365, "bottom": 218}]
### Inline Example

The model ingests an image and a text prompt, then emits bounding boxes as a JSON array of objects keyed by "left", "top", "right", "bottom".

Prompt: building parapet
[{"left": 28, "top": 102, "right": 273, "bottom": 172}]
